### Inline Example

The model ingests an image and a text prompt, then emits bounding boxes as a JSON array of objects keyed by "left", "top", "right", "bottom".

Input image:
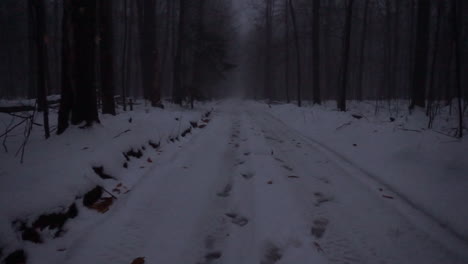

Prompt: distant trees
[
  {"left": 51, "top": 0, "right": 234, "bottom": 133},
  {"left": 245, "top": 0, "right": 465, "bottom": 136},
  {"left": 0, "top": 0, "right": 465, "bottom": 137}
]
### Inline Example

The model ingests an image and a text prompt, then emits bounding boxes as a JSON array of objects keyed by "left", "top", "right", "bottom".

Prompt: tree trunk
[
  {"left": 288, "top": 0, "right": 301, "bottom": 107},
  {"left": 312, "top": 0, "right": 321, "bottom": 104},
  {"left": 264, "top": 0, "right": 273, "bottom": 101},
  {"left": 191, "top": 0, "right": 205, "bottom": 108},
  {"left": 136, "top": 0, "right": 161, "bottom": 107},
  {"left": 99, "top": 0, "right": 116, "bottom": 115},
  {"left": 410, "top": 0, "right": 430, "bottom": 110},
  {"left": 284, "top": 0, "right": 290, "bottom": 103},
  {"left": 34, "top": 0, "right": 50, "bottom": 138},
  {"left": 27, "top": 0, "right": 36, "bottom": 100},
  {"left": 57, "top": 0, "right": 99, "bottom": 134},
  {"left": 356, "top": 0, "right": 369, "bottom": 101},
  {"left": 427, "top": 2, "right": 442, "bottom": 118},
  {"left": 338, "top": 0, "right": 354, "bottom": 112},
  {"left": 453, "top": 0, "right": 463, "bottom": 138},
  {"left": 71, "top": 0, "right": 99, "bottom": 125},
  {"left": 122, "top": 0, "right": 129, "bottom": 111},
  {"left": 57, "top": 0, "right": 73, "bottom": 134},
  {"left": 173, "top": 0, "right": 187, "bottom": 105}
]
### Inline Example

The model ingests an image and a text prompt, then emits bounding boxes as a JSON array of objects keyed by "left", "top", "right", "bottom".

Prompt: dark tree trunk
[
  {"left": 338, "top": 0, "right": 354, "bottom": 112},
  {"left": 34, "top": 0, "right": 50, "bottom": 138},
  {"left": 27, "top": 0, "right": 36, "bottom": 100},
  {"left": 191, "top": 0, "right": 205, "bottom": 108},
  {"left": 99, "top": 0, "right": 116, "bottom": 115},
  {"left": 288, "top": 0, "right": 301, "bottom": 107},
  {"left": 265, "top": 0, "right": 273, "bottom": 101},
  {"left": 71, "top": 0, "right": 99, "bottom": 125},
  {"left": 410, "top": 0, "right": 430, "bottom": 110},
  {"left": 453, "top": 0, "right": 463, "bottom": 138},
  {"left": 173, "top": 0, "right": 187, "bottom": 105},
  {"left": 356, "top": 0, "right": 369, "bottom": 101},
  {"left": 312, "top": 0, "right": 321, "bottom": 104},
  {"left": 57, "top": 0, "right": 99, "bottom": 134},
  {"left": 427, "top": 2, "right": 442, "bottom": 117},
  {"left": 121, "top": 0, "right": 129, "bottom": 111},
  {"left": 137, "top": 0, "right": 161, "bottom": 107},
  {"left": 284, "top": 0, "right": 290, "bottom": 103},
  {"left": 57, "top": 0, "right": 73, "bottom": 134}
]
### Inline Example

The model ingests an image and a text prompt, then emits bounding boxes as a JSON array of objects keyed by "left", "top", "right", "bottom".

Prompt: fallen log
[{"left": 0, "top": 105, "right": 35, "bottom": 113}]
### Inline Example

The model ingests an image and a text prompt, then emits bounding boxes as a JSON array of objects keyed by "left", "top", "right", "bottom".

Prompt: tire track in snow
[{"left": 249, "top": 108, "right": 468, "bottom": 264}]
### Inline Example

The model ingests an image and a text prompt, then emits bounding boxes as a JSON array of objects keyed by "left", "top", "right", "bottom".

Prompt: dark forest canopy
[{"left": 0, "top": 0, "right": 466, "bottom": 137}]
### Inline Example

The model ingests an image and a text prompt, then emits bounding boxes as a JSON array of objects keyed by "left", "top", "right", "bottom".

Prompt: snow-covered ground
[{"left": 0, "top": 100, "right": 467, "bottom": 264}]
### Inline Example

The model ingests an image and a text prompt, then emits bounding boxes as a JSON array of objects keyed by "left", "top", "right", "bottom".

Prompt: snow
[
  {"left": 0, "top": 101, "right": 211, "bottom": 262},
  {"left": 1, "top": 99, "right": 467, "bottom": 264},
  {"left": 267, "top": 100, "right": 468, "bottom": 243}
]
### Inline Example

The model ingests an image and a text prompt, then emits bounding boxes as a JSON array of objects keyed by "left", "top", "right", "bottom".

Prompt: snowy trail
[
  {"left": 246, "top": 106, "right": 468, "bottom": 263},
  {"left": 60, "top": 101, "right": 466, "bottom": 264}
]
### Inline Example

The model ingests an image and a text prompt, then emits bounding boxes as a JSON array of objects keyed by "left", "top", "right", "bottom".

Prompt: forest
[
  {"left": 0, "top": 1, "right": 467, "bottom": 264},
  {"left": 0, "top": 0, "right": 466, "bottom": 136}
]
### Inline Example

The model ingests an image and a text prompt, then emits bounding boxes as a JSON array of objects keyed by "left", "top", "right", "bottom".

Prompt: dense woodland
[{"left": 0, "top": 0, "right": 466, "bottom": 137}]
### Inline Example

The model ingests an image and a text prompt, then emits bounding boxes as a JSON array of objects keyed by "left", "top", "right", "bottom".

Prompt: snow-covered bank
[
  {"left": 267, "top": 100, "right": 468, "bottom": 241},
  {"left": 0, "top": 101, "right": 213, "bottom": 263}
]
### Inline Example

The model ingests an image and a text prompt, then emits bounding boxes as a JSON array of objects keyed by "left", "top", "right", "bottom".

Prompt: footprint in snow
[
  {"left": 314, "top": 192, "right": 334, "bottom": 207},
  {"left": 225, "top": 213, "right": 249, "bottom": 227},
  {"left": 217, "top": 184, "right": 232, "bottom": 198},
  {"left": 241, "top": 172, "right": 254, "bottom": 180},
  {"left": 311, "top": 218, "right": 329, "bottom": 239},
  {"left": 261, "top": 243, "right": 282, "bottom": 264}
]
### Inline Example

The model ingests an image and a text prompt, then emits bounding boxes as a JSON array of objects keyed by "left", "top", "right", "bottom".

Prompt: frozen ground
[{"left": 0, "top": 100, "right": 467, "bottom": 264}]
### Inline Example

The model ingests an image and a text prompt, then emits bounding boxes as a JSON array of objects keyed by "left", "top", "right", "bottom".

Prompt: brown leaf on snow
[
  {"left": 147, "top": 158, "right": 153, "bottom": 163},
  {"left": 90, "top": 197, "right": 115, "bottom": 213},
  {"left": 131, "top": 257, "right": 145, "bottom": 264}
]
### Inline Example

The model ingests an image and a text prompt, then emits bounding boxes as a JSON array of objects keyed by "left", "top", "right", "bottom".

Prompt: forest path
[{"left": 62, "top": 100, "right": 466, "bottom": 264}]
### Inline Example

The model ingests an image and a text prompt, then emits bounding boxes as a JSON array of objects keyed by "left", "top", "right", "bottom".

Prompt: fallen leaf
[
  {"left": 90, "top": 197, "right": 114, "bottom": 213},
  {"left": 147, "top": 158, "right": 153, "bottom": 163}
]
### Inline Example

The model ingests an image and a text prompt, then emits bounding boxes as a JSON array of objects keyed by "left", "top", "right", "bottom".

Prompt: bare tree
[{"left": 338, "top": 0, "right": 355, "bottom": 112}]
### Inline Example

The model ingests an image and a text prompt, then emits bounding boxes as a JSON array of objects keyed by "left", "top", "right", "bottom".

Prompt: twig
[
  {"left": 16, "top": 101, "right": 37, "bottom": 163},
  {"left": 398, "top": 128, "right": 421, "bottom": 133},
  {"left": 2, "top": 116, "right": 15, "bottom": 152},
  {"left": 0, "top": 118, "right": 28, "bottom": 138},
  {"left": 113, "top": 129, "right": 131, "bottom": 139},
  {"left": 336, "top": 121, "right": 352, "bottom": 130},
  {"left": 432, "top": 129, "right": 459, "bottom": 139}
]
